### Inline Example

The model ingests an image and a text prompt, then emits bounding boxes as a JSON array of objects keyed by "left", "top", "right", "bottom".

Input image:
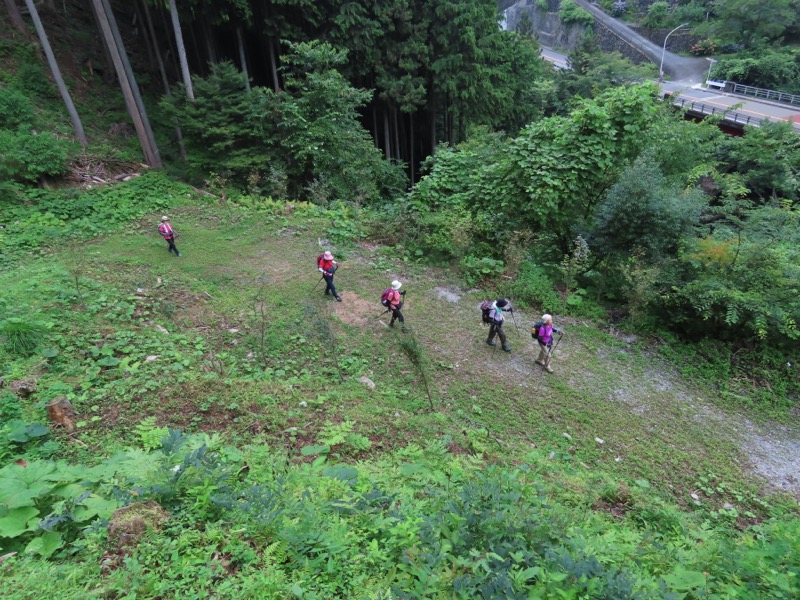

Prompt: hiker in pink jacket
[{"left": 157, "top": 216, "right": 181, "bottom": 257}]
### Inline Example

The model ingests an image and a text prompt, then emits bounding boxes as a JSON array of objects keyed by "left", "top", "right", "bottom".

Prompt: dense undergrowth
[{"left": 1, "top": 178, "right": 799, "bottom": 598}]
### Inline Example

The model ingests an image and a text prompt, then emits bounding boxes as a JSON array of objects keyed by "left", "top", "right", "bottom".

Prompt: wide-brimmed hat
[
  {"left": 161, "top": 216, "right": 170, "bottom": 221},
  {"left": 322, "top": 251, "right": 333, "bottom": 260},
  {"left": 542, "top": 314, "right": 553, "bottom": 323},
  {"left": 496, "top": 298, "right": 509, "bottom": 308},
  {"left": 391, "top": 280, "right": 402, "bottom": 290}
]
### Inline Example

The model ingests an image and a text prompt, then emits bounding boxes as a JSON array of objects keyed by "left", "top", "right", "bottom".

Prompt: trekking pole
[
  {"left": 311, "top": 264, "right": 338, "bottom": 294},
  {"left": 548, "top": 331, "right": 565, "bottom": 363},
  {"left": 510, "top": 309, "right": 521, "bottom": 337},
  {"left": 375, "top": 309, "right": 391, "bottom": 320}
]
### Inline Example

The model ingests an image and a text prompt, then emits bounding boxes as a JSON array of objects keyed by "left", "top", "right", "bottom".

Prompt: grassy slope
[{"left": 2, "top": 200, "right": 794, "bottom": 514}]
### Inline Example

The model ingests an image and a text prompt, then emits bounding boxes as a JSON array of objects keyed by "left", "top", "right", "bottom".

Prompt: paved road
[
  {"left": 574, "top": 0, "right": 709, "bottom": 83},
  {"left": 538, "top": 48, "right": 800, "bottom": 131},
  {"left": 540, "top": 47, "right": 569, "bottom": 70},
  {"left": 662, "top": 82, "right": 800, "bottom": 131}
]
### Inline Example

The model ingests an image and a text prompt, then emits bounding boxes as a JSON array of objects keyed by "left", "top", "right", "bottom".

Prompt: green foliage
[
  {"left": 0, "top": 128, "right": 73, "bottom": 183},
  {"left": 0, "top": 460, "right": 117, "bottom": 557},
  {"left": 0, "top": 171, "right": 192, "bottom": 260},
  {"left": 165, "top": 47, "right": 404, "bottom": 204},
  {"left": 0, "top": 86, "right": 34, "bottom": 129},
  {"left": 135, "top": 417, "right": 169, "bottom": 451},
  {"left": 0, "top": 318, "right": 50, "bottom": 356},
  {"left": 642, "top": 1, "right": 670, "bottom": 28},
  {"left": 459, "top": 255, "right": 505, "bottom": 286},
  {"left": 591, "top": 154, "right": 704, "bottom": 260},
  {"left": 161, "top": 61, "right": 271, "bottom": 178},
  {"left": 510, "top": 262, "right": 564, "bottom": 312},
  {"left": 559, "top": 0, "right": 594, "bottom": 26},
  {"left": 0, "top": 84, "right": 74, "bottom": 183},
  {"left": 318, "top": 420, "right": 372, "bottom": 454},
  {"left": 500, "top": 84, "right": 662, "bottom": 247},
  {"left": 716, "top": 121, "right": 800, "bottom": 201},
  {"left": 715, "top": 0, "right": 798, "bottom": 47},
  {"left": 712, "top": 49, "right": 800, "bottom": 94}
]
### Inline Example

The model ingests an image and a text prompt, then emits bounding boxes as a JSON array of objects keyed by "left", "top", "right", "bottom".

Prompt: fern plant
[{"left": 135, "top": 417, "right": 169, "bottom": 451}]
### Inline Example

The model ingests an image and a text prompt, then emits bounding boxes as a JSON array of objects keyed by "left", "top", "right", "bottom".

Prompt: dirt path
[{"left": 353, "top": 279, "right": 800, "bottom": 497}]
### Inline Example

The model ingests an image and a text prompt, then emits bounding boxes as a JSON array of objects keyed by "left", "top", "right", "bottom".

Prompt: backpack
[
  {"left": 381, "top": 289, "right": 393, "bottom": 307},
  {"left": 316, "top": 254, "right": 324, "bottom": 268},
  {"left": 531, "top": 321, "right": 544, "bottom": 340},
  {"left": 480, "top": 301, "right": 493, "bottom": 325}
]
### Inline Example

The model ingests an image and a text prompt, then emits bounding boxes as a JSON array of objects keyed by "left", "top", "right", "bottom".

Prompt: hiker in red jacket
[
  {"left": 317, "top": 250, "right": 341, "bottom": 301},
  {"left": 157, "top": 216, "right": 181, "bottom": 256},
  {"left": 382, "top": 280, "right": 405, "bottom": 331}
]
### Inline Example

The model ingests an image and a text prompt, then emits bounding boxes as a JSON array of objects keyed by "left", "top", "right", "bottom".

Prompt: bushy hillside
[{"left": 1, "top": 180, "right": 799, "bottom": 597}]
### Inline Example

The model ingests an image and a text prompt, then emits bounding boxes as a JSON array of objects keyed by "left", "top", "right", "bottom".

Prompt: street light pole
[
  {"left": 659, "top": 22, "right": 689, "bottom": 79},
  {"left": 705, "top": 58, "right": 717, "bottom": 85}
]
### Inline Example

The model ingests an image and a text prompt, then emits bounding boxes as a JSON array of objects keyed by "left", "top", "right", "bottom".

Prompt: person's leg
[
  {"left": 498, "top": 325, "right": 510, "bottom": 351},
  {"left": 167, "top": 238, "right": 180, "bottom": 255},
  {"left": 487, "top": 323, "right": 497, "bottom": 345},
  {"left": 536, "top": 342, "right": 548, "bottom": 364},
  {"left": 324, "top": 276, "right": 340, "bottom": 300}
]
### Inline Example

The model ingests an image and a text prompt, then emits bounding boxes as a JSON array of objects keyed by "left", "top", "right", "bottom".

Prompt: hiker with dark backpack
[
  {"left": 381, "top": 280, "right": 406, "bottom": 331},
  {"left": 531, "top": 314, "right": 561, "bottom": 373},
  {"left": 483, "top": 298, "right": 512, "bottom": 353},
  {"left": 317, "top": 250, "right": 342, "bottom": 302}
]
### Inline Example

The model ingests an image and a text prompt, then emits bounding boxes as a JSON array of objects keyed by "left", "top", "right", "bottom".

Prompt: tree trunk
[
  {"left": 134, "top": 0, "right": 155, "bottom": 71},
  {"left": 91, "top": 0, "right": 161, "bottom": 167},
  {"left": 372, "top": 103, "right": 378, "bottom": 147},
  {"left": 168, "top": 0, "right": 194, "bottom": 99},
  {"left": 101, "top": 0, "right": 161, "bottom": 168},
  {"left": 392, "top": 106, "right": 400, "bottom": 161},
  {"left": 382, "top": 107, "right": 391, "bottom": 160},
  {"left": 4, "top": 0, "right": 26, "bottom": 33},
  {"left": 142, "top": 0, "right": 186, "bottom": 159},
  {"left": 203, "top": 17, "right": 217, "bottom": 65},
  {"left": 267, "top": 37, "right": 280, "bottom": 92},
  {"left": 236, "top": 25, "right": 250, "bottom": 91},
  {"left": 24, "top": 0, "right": 87, "bottom": 147},
  {"left": 409, "top": 111, "right": 414, "bottom": 186}
]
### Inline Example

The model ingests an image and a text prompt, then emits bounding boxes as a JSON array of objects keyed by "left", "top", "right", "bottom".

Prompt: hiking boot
[
  {"left": 545, "top": 365, "right": 554, "bottom": 373},
  {"left": 335, "top": 295, "right": 342, "bottom": 302},
  {"left": 486, "top": 340, "right": 496, "bottom": 347},
  {"left": 535, "top": 359, "right": 546, "bottom": 366},
  {"left": 389, "top": 321, "right": 395, "bottom": 328},
  {"left": 502, "top": 346, "right": 511, "bottom": 353},
  {"left": 177, "top": 253, "right": 182, "bottom": 257}
]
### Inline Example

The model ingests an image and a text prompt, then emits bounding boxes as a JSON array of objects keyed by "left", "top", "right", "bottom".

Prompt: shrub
[
  {"left": 690, "top": 39, "right": 719, "bottom": 56},
  {"left": 559, "top": 0, "right": 594, "bottom": 26},
  {"left": 0, "top": 86, "right": 34, "bottom": 128},
  {"left": 510, "top": 262, "right": 564, "bottom": 313},
  {"left": 642, "top": 1, "right": 670, "bottom": 28},
  {"left": 0, "top": 129, "right": 72, "bottom": 182},
  {"left": 0, "top": 318, "right": 49, "bottom": 356}
]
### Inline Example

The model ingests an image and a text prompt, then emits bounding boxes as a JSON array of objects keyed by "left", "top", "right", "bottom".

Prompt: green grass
[{"left": 1, "top": 197, "right": 798, "bottom": 597}]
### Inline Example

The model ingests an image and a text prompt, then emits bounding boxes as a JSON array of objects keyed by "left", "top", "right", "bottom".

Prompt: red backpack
[{"left": 381, "top": 289, "right": 393, "bottom": 307}]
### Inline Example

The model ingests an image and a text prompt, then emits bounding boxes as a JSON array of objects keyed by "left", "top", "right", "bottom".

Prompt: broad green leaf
[
  {"left": 301, "top": 444, "right": 330, "bottom": 456},
  {"left": 24, "top": 531, "right": 63, "bottom": 558},
  {"left": 0, "top": 506, "right": 39, "bottom": 538},
  {"left": 663, "top": 569, "right": 707, "bottom": 591},
  {"left": 73, "top": 495, "right": 118, "bottom": 522},
  {"left": 0, "top": 462, "right": 64, "bottom": 509}
]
